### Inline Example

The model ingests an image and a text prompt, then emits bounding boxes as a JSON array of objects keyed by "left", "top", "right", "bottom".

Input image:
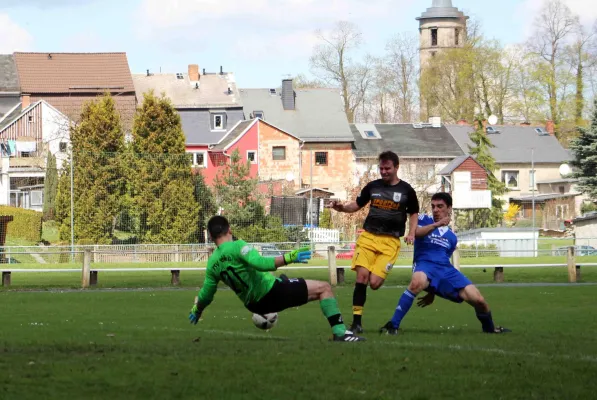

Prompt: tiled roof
[{"left": 13, "top": 52, "right": 135, "bottom": 94}]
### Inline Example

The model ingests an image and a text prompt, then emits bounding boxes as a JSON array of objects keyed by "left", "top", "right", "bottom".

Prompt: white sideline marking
[
  {"left": 201, "top": 328, "right": 289, "bottom": 340},
  {"left": 372, "top": 340, "right": 597, "bottom": 364}
]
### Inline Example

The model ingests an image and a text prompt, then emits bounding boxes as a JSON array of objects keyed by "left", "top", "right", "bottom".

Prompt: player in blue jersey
[{"left": 379, "top": 192, "right": 511, "bottom": 335}]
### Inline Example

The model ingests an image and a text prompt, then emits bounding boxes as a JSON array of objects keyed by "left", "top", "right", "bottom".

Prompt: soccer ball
[{"left": 251, "top": 313, "right": 278, "bottom": 330}]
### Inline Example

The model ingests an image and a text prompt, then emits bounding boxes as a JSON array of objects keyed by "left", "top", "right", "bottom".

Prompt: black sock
[
  {"left": 476, "top": 311, "right": 495, "bottom": 333},
  {"left": 352, "top": 283, "right": 367, "bottom": 325}
]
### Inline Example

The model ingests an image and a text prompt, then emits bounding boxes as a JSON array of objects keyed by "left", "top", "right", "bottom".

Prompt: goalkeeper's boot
[
  {"left": 379, "top": 321, "right": 400, "bottom": 335},
  {"left": 489, "top": 326, "right": 512, "bottom": 334},
  {"left": 332, "top": 330, "right": 366, "bottom": 342},
  {"left": 349, "top": 322, "right": 364, "bottom": 334}
]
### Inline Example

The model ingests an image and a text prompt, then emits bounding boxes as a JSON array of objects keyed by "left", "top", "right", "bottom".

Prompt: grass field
[{"left": 1, "top": 285, "right": 596, "bottom": 399}]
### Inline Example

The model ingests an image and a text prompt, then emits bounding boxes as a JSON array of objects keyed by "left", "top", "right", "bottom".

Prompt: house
[
  {"left": 0, "top": 100, "right": 70, "bottom": 211},
  {"left": 240, "top": 80, "right": 355, "bottom": 199},
  {"left": 572, "top": 213, "right": 597, "bottom": 249},
  {"left": 12, "top": 52, "right": 137, "bottom": 130},
  {"left": 446, "top": 123, "right": 575, "bottom": 213},
  {"left": 438, "top": 154, "right": 491, "bottom": 209},
  {"left": 0, "top": 55, "right": 20, "bottom": 119},
  {"left": 509, "top": 193, "right": 577, "bottom": 231},
  {"left": 350, "top": 122, "right": 465, "bottom": 210},
  {"left": 132, "top": 65, "right": 244, "bottom": 150}
]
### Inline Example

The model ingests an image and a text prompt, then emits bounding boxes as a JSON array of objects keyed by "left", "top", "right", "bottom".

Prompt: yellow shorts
[{"left": 351, "top": 231, "right": 401, "bottom": 280}]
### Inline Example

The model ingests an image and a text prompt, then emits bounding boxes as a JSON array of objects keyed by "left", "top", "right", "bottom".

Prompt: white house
[{"left": 0, "top": 100, "right": 70, "bottom": 211}]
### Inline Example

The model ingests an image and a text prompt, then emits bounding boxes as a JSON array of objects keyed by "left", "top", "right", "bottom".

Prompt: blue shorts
[{"left": 413, "top": 261, "right": 472, "bottom": 303}]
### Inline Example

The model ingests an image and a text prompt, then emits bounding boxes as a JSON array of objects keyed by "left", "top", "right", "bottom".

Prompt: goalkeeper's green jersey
[{"left": 198, "top": 240, "right": 277, "bottom": 307}]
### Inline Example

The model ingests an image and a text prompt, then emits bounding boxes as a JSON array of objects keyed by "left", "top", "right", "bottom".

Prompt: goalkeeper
[{"left": 188, "top": 215, "right": 365, "bottom": 343}]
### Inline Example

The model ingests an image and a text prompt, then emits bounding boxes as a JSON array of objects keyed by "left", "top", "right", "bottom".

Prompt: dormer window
[
  {"left": 365, "top": 131, "right": 376, "bottom": 138},
  {"left": 211, "top": 112, "right": 226, "bottom": 131},
  {"left": 253, "top": 111, "right": 264, "bottom": 120}
]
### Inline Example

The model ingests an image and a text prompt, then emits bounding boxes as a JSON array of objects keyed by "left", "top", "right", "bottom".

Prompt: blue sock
[
  {"left": 476, "top": 311, "right": 495, "bottom": 333},
  {"left": 390, "top": 290, "right": 417, "bottom": 328}
]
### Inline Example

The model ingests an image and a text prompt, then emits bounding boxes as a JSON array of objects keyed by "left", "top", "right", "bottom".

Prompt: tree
[
  {"left": 131, "top": 91, "right": 199, "bottom": 243},
  {"left": 42, "top": 151, "right": 58, "bottom": 221},
  {"left": 528, "top": 0, "right": 579, "bottom": 136},
  {"left": 310, "top": 21, "right": 373, "bottom": 123},
  {"left": 192, "top": 170, "right": 216, "bottom": 243},
  {"left": 55, "top": 158, "right": 72, "bottom": 242},
  {"left": 213, "top": 149, "right": 264, "bottom": 231},
  {"left": 292, "top": 73, "right": 327, "bottom": 89},
  {"left": 460, "top": 117, "right": 508, "bottom": 229},
  {"left": 56, "top": 93, "right": 126, "bottom": 244},
  {"left": 570, "top": 99, "right": 597, "bottom": 200}
]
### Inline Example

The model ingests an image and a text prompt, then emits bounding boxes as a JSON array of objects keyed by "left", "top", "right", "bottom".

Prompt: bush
[{"left": 0, "top": 206, "right": 42, "bottom": 243}]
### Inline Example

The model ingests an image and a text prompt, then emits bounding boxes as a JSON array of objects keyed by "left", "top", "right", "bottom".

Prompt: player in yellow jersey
[{"left": 328, "top": 151, "right": 419, "bottom": 333}]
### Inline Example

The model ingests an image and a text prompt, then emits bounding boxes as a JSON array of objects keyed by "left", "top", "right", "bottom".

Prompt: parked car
[
  {"left": 336, "top": 243, "right": 355, "bottom": 260},
  {"left": 553, "top": 245, "right": 597, "bottom": 256}
]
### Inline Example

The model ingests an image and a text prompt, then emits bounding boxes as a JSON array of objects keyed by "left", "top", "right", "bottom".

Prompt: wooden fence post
[
  {"left": 567, "top": 246, "right": 577, "bottom": 283},
  {"left": 328, "top": 246, "right": 337, "bottom": 286},
  {"left": 493, "top": 267, "right": 504, "bottom": 283},
  {"left": 82, "top": 248, "right": 91, "bottom": 288}
]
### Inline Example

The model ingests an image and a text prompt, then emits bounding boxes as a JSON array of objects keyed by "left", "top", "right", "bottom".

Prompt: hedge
[{"left": 0, "top": 206, "right": 42, "bottom": 243}]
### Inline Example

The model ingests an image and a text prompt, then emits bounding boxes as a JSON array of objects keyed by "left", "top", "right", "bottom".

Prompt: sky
[{"left": 1, "top": 0, "right": 596, "bottom": 88}]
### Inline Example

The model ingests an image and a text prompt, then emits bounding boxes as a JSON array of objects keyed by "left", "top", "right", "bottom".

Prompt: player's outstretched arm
[
  {"left": 415, "top": 216, "right": 450, "bottom": 238},
  {"left": 189, "top": 273, "right": 218, "bottom": 324},
  {"left": 238, "top": 242, "right": 311, "bottom": 272},
  {"left": 326, "top": 200, "right": 362, "bottom": 214}
]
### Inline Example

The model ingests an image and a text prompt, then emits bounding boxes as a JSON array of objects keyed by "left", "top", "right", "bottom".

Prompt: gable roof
[
  {"left": 133, "top": 72, "right": 242, "bottom": 108},
  {"left": 351, "top": 123, "right": 465, "bottom": 158},
  {"left": 446, "top": 125, "right": 571, "bottom": 164},
  {"left": 239, "top": 88, "right": 353, "bottom": 142},
  {"left": 13, "top": 52, "right": 135, "bottom": 94},
  {"left": 0, "top": 100, "right": 69, "bottom": 134},
  {"left": 438, "top": 154, "right": 472, "bottom": 175},
  {"left": 0, "top": 55, "right": 19, "bottom": 92},
  {"left": 210, "top": 120, "right": 255, "bottom": 151}
]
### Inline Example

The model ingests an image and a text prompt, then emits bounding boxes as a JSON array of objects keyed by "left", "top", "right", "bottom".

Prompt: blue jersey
[{"left": 413, "top": 215, "right": 457, "bottom": 266}]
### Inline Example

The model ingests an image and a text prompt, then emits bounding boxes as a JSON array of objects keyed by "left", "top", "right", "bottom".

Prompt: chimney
[
  {"left": 188, "top": 64, "right": 200, "bottom": 81},
  {"left": 281, "top": 79, "right": 295, "bottom": 110},
  {"left": 22, "top": 94, "right": 31, "bottom": 108},
  {"left": 220, "top": 66, "right": 223, "bottom": 75},
  {"left": 203, "top": 68, "right": 206, "bottom": 75},
  {"left": 457, "top": 119, "right": 468, "bottom": 126},
  {"left": 546, "top": 120, "right": 555, "bottom": 135}
]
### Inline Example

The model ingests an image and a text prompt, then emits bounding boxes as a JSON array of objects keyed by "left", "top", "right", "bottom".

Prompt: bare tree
[
  {"left": 310, "top": 21, "right": 372, "bottom": 123},
  {"left": 385, "top": 32, "right": 419, "bottom": 122},
  {"left": 528, "top": 0, "right": 579, "bottom": 135},
  {"left": 291, "top": 73, "right": 328, "bottom": 89}
]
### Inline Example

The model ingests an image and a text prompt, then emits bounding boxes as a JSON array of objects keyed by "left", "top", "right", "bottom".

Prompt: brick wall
[
  {"left": 301, "top": 142, "right": 354, "bottom": 200},
  {"left": 257, "top": 121, "right": 301, "bottom": 187}
]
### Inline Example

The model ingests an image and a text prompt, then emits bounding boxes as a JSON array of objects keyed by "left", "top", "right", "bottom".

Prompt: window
[
  {"left": 529, "top": 170, "right": 536, "bottom": 189},
  {"left": 365, "top": 130, "right": 376, "bottom": 138},
  {"left": 247, "top": 151, "right": 256, "bottom": 164},
  {"left": 427, "top": 167, "right": 435, "bottom": 180},
  {"left": 455, "top": 28, "right": 460, "bottom": 45},
  {"left": 28, "top": 115, "right": 34, "bottom": 123},
  {"left": 269, "top": 89, "right": 277, "bottom": 95},
  {"left": 502, "top": 171, "right": 519, "bottom": 189},
  {"left": 59, "top": 142, "right": 68, "bottom": 152},
  {"left": 176, "top": 73, "right": 184, "bottom": 79},
  {"left": 253, "top": 111, "right": 264, "bottom": 120},
  {"left": 556, "top": 204, "right": 569, "bottom": 218},
  {"left": 559, "top": 186, "right": 565, "bottom": 194},
  {"left": 213, "top": 114, "right": 224, "bottom": 130},
  {"left": 315, "top": 152, "right": 328, "bottom": 166},
  {"left": 431, "top": 28, "right": 438, "bottom": 46},
  {"left": 30, "top": 190, "right": 43, "bottom": 206},
  {"left": 272, "top": 146, "right": 286, "bottom": 161},
  {"left": 190, "top": 151, "right": 207, "bottom": 168}
]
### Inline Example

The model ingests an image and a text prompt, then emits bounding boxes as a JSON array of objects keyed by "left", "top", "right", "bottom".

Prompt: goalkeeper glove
[
  {"left": 188, "top": 297, "right": 203, "bottom": 325},
  {"left": 283, "top": 247, "right": 312, "bottom": 265}
]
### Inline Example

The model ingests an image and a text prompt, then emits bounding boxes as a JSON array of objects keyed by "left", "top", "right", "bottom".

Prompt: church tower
[{"left": 417, "top": 0, "right": 468, "bottom": 68}]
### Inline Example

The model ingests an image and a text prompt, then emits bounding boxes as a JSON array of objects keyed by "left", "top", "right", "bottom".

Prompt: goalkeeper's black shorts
[{"left": 246, "top": 278, "right": 308, "bottom": 315}]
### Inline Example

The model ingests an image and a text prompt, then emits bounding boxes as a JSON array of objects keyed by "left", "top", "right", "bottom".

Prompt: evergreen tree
[
  {"left": 213, "top": 149, "right": 265, "bottom": 231},
  {"left": 192, "top": 170, "right": 216, "bottom": 243},
  {"left": 55, "top": 160, "right": 72, "bottom": 242},
  {"left": 570, "top": 100, "right": 597, "bottom": 200},
  {"left": 56, "top": 93, "right": 126, "bottom": 244},
  {"left": 131, "top": 91, "right": 199, "bottom": 243},
  {"left": 42, "top": 151, "right": 58, "bottom": 220},
  {"left": 463, "top": 116, "right": 508, "bottom": 229}
]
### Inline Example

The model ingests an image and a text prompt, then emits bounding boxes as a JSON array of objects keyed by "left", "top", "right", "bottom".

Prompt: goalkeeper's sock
[
  {"left": 352, "top": 283, "right": 367, "bottom": 325},
  {"left": 476, "top": 311, "right": 495, "bottom": 333},
  {"left": 320, "top": 298, "right": 347, "bottom": 337},
  {"left": 390, "top": 290, "right": 417, "bottom": 328}
]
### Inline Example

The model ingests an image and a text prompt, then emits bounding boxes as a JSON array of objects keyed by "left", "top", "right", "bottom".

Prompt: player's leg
[
  {"left": 368, "top": 235, "right": 401, "bottom": 291},
  {"left": 304, "top": 279, "right": 366, "bottom": 342},
  {"left": 350, "top": 233, "right": 377, "bottom": 333},
  {"left": 458, "top": 284, "right": 511, "bottom": 334},
  {"left": 380, "top": 269, "right": 430, "bottom": 334}
]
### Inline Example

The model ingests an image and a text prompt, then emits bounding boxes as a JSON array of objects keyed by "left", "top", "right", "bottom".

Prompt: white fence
[{"left": 307, "top": 228, "right": 340, "bottom": 243}]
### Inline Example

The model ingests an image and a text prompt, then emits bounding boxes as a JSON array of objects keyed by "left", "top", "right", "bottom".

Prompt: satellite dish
[
  {"left": 559, "top": 164, "right": 571, "bottom": 177},
  {"left": 285, "top": 172, "right": 295, "bottom": 182},
  {"left": 488, "top": 115, "right": 498, "bottom": 125}
]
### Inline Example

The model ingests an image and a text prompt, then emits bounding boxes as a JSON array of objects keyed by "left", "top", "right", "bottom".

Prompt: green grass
[{"left": 0, "top": 286, "right": 596, "bottom": 399}]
